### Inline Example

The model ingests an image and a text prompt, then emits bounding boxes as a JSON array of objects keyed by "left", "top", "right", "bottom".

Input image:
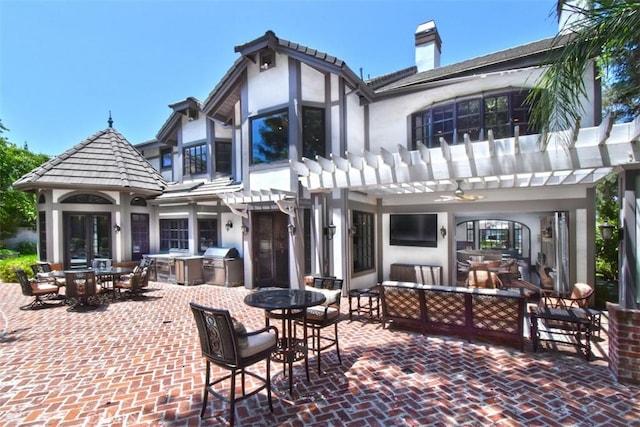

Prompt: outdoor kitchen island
[{"left": 144, "top": 247, "right": 243, "bottom": 287}]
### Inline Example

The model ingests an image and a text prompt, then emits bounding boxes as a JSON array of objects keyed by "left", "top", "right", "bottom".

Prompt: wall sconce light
[
  {"left": 225, "top": 220, "right": 233, "bottom": 232},
  {"left": 241, "top": 224, "right": 249, "bottom": 235},
  {"left": 440, "top": 225, "right": 447, "bottom": 239},
  {"left": 599, "top": 221, "right": 615, "bottom": 240},
  {"left": 325, "top": 223, "right": 337, "bottom": 240},
  {"left": 113, "top": 224, "right": 121, "bottom": 232},
  {"left": 349, "top": 226, "right": 357, "bottom": 237},
  {"left": 287, "top": 222, "right": 296, "bottom": 235}
]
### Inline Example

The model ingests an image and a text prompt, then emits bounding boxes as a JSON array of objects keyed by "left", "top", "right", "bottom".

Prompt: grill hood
[{"left": 203, "top": 247, "right": 240, "bottom": 258}]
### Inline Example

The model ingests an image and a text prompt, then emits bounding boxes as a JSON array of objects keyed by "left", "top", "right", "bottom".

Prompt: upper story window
[
  {"left": 411, "top": 90, "right": 538, "bottom": 148},
  {"left": 183, "top": 143, "right": 207, "bottom": 175},
  {"left": 302, "top": 106, "right": 326, "bottom": 159},
  {"left": 160, "top": 148, "right": 173, "bottom": 170},
  {"left": 250, "top": 109, "right": 288, "bottom": 165},
  {"left": 215, "top": 140, "right": 232, "bottom": 175}
]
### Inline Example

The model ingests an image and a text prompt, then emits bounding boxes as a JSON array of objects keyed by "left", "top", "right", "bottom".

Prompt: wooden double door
[{"left": 252, "top": 212, "right": 289, "bottom": 287}]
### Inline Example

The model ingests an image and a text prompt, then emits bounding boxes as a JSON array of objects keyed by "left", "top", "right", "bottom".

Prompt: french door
[
  {"left": 64, "top": 213, "right": 111, "bottom": 269},
  {"left": 131, "top": 213, "right": 150, "bottom": 261},
  {"left": 253, "top": 211, "right": 289, "bottom": 287}
]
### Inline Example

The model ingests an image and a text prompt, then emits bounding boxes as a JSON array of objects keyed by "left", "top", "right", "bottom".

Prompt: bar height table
[{"left": 244, "top": 288, "right": 326, "bottom": 395}]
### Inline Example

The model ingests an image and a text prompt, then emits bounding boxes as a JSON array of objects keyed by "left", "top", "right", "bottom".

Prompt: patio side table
[{"left": 348, "top": 285, "right": 380, "bottom": 321}]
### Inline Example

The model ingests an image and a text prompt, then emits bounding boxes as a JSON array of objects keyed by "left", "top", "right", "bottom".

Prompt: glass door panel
[
  {"left": 253, "top": 212, "right": 289, "bottom": 287},
  {"left": 131, "top": 213, "right": 149, "bottom": 261},
  {"left": 64, "top": 213, "right": 111, "bottom": 269}
]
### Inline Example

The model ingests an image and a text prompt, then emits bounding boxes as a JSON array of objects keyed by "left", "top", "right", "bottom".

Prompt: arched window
[
  {"left": 38, "top": 194, "right": 46, "bottom": 204},
  {"left": 61, "top": 194, "right": 112, "bottom": 204},
  {"left": 457, "top": 219, "right": 530, "bottom": 259},
  {"left": 131, "top": 197, "right": 147, "bottom": 206}
]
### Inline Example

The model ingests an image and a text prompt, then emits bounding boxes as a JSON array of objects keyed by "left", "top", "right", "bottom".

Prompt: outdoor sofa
[{"left": 380, "top": 280, "right": 527, "bottom": 350}]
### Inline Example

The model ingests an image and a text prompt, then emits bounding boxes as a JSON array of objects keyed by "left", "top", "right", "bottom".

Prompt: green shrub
[
  {"left": 16, "top": 241, "right": 37, "bottom": 255},
  {"left": 0, "top": 255, "right": 38, "bottom": 283},
  {"left": 0, "top": 248, "right": 19, "bottom": 259}
]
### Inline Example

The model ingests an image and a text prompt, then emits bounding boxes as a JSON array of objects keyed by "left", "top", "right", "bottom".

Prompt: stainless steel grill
[{"left": 202, "top": 247, "right": 243, "bottom": 287}]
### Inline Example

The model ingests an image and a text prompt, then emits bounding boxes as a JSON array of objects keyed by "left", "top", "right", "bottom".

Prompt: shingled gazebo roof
[{"left": 13, "top": 127, "right": 167, "bottom": 196}]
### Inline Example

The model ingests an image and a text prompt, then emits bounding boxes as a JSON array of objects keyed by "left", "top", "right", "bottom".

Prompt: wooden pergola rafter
[
  {"left": 291, "top": 115, "right": 640, "bottom": 197},
  {"left": 220, "top": 188, "right": 297, "bottom": 218}
]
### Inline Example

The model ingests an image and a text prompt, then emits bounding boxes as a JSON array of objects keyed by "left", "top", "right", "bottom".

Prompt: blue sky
[{"left": 1, "top": 0, "right": 559, "bottom": 156}]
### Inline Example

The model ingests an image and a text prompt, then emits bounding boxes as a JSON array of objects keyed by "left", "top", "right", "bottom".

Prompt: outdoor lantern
[
  {"left": 225, "top": 220, "right": 233, "bottom": 231},
  {"left": 287, "top": 222, "right": 296, "bottom": 235},
  {"left": 599, "top": 221, "right": 615, "bottom": 240},
  {"left": 440, "top": 225, "right": 447, "bottom": 239},
  {"left": 241, "top": 224, "right": 249, "bottom": 235},
  {"left": 325, "top": 224, "right": 337, "bottom": 240},
  {"left": 113, "top": 224, "right": 121, "bottom": 232}
]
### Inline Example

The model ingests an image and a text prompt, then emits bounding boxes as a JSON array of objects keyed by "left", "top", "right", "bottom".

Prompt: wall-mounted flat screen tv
[{"left": 389, "top": 213, "right": 438, "bottom": 247}]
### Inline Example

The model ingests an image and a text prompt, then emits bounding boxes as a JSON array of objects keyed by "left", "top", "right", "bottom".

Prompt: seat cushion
[
  {"left": 239, "top": 331, "right": 277, "bottom": 358},
  {"left": 306, "top": 305, "right": 340, "bottom": 323},
  {"left": 32, "top": 283, "right": 59, "bottom": 293},
  {"left": 306, "top": 286, "right": 341, "bottom": 305},
  {"left": 231, "top": 317, "right": 248, "bottom": 349}
]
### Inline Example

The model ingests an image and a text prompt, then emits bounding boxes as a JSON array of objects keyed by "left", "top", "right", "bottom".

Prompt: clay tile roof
[{"left": 13, "top": 128, "right": 167, "bottom": 195}]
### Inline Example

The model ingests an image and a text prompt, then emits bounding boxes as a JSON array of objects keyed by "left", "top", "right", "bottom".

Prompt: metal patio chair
[
  {"left": 189, "top": 303, "right": 278, "bottom": 426},
  {"left": 14, "top": 268, "right": 61, "bottom": 310},
  {"left": 302, "top": 277, "right": 344, "bottom": 374}
]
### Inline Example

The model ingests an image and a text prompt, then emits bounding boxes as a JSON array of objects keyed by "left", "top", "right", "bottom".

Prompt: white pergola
[{"left": 292, "top": 115, "right": 640, "bottom": 197}]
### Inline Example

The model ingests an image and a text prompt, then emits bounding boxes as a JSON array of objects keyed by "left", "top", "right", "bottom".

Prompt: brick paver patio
[{"left": 1, "top": 280, "right": 638, "bottom": 426}]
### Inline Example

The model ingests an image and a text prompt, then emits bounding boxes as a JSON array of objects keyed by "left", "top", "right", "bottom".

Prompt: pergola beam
[{"left": 291, "top": 121, "right": 639, "bottom": 196}]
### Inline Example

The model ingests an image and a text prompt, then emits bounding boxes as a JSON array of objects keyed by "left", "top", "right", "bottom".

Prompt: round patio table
[{"left": 244, "top": 288, "right": 325, "bottom": 395}]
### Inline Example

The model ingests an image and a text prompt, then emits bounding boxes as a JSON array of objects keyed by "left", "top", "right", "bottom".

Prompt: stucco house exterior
[
  {"left": 13, "top": 18, "right": 636, "bottom": 291},
  {"left": 14, "top": 18, "right": 640, "bottom": 384}
]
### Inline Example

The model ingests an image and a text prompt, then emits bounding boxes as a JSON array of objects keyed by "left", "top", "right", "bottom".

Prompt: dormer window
[{"left": 259, "top": 50, "right": 275, "bottom": 71}]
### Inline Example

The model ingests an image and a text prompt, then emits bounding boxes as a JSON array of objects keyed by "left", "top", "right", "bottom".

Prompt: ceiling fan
[{"left": 435, "top": 180, "right": 485, "bottom": 202}]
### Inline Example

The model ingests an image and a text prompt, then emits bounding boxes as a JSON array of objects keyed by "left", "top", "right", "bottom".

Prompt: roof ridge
[{"left": 110, "top": 132, "right": 131, "bottom": 188}]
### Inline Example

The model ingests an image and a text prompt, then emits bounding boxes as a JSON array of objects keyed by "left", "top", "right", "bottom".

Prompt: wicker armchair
[
  {"left": 31, "top": 263, "right": 65, "bottom": 287},
  {"left": 64, "top": 270, "right": 99, "bottom": 310},
  {"left": 14, "top": 268, "right": 60, "bottom": 309},
  {"left": 541, "top": 282, "right": 594, "bottom": 309},
  {"left": 114, "top": 267, "right": 148, "bottom": 299},
  {"left": 466, "top": 268, "right": 502, "bottom": 289}
]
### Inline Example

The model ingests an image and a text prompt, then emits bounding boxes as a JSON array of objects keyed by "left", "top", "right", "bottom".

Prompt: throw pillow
[{"left": 231, "top": 317, "right": 248, "bottom": 349}]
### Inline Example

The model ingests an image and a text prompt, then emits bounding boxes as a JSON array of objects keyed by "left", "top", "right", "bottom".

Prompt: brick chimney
[{"left": 415, "top": 20, "right": 441, "bottom": 72}]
